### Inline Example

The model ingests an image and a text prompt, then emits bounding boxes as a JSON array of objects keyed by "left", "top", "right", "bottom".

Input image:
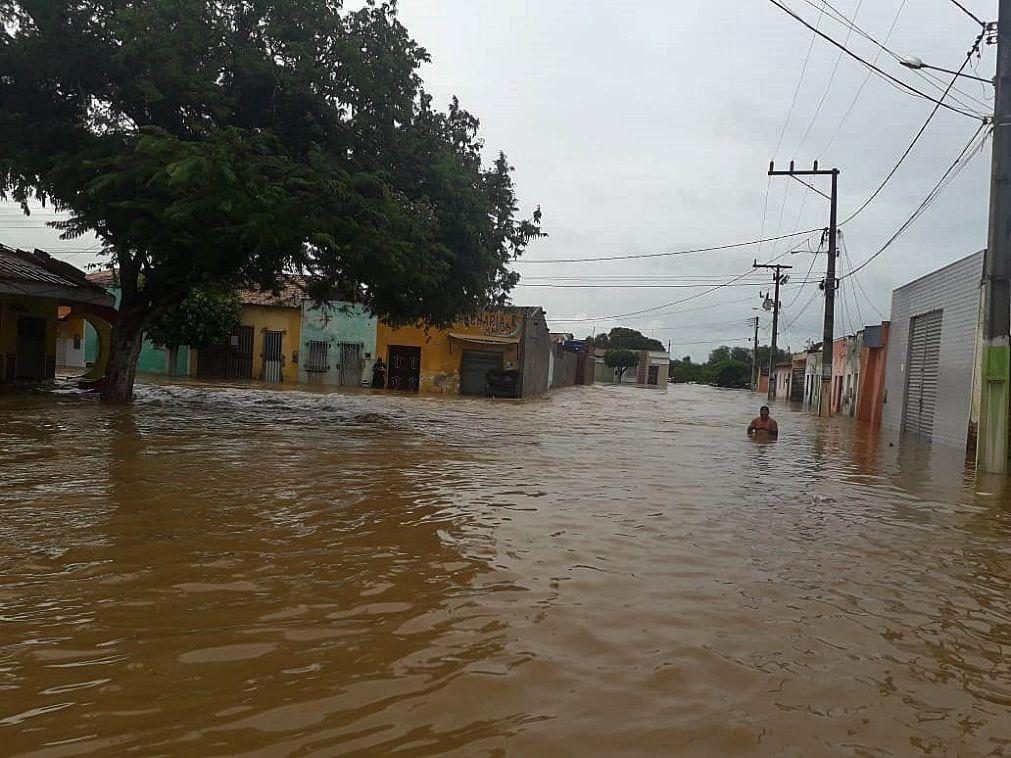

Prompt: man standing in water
[{"left": 747, "top": 406, "right": 779, "bottom": 437}]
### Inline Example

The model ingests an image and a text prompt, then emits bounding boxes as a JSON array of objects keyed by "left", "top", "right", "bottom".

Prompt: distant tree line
[{"left": 669, "top": 345, "right": 793, "bottom": 389}]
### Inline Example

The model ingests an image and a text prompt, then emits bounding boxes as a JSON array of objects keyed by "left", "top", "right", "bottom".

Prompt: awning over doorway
[{"left": 448, "top": 333, "right": 519, "bottom": 350}]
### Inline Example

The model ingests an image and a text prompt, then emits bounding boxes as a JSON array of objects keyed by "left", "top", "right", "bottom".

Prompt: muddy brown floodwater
[{"left": 3, "top": 381, "right": 1011, "bottom": 756}]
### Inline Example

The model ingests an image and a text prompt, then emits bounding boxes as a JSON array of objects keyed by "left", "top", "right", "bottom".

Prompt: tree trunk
[
  {"left": 100, "top": 310, "right": 147, "bottom": 403},
  {"left": 167, "top": 346, "right": 179, "bottom": 377}
]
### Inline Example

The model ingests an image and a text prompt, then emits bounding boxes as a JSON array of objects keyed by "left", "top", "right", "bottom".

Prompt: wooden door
[{"left": 387, "top": 345, "right": 421, "bottom": 391}]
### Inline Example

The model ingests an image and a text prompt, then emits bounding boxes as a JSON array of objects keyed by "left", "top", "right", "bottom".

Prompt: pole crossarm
[{"left": 767, "top": 161, "right": 840, "bottom": 416}]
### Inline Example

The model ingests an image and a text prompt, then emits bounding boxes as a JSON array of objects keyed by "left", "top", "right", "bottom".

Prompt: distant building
[
  {"left": 195, "top": 282, "right": 304, "bottom": 383},
  {"left": 803, "top": 344, "right": 822, "bottom": 413},
  {"left": 829, "top": 334, "right": 862, "bottom": 416},
  {"left": 376, "top": 307, "right": 551, "bottom": 397},
  {"left": 883, "top": 250, "right": 983, "bottom": 450},
  {"left": 298, "top": 300, "right": 377, "bottom": 388},
  {"left": 595, "top": 348, "right": 669, "bottom": 388},
  {"left": 773, "top": 362, "right": 792, "bottom": 399},
  {"left": 1, "top": 245, "right": 114, "bottom": 383}
]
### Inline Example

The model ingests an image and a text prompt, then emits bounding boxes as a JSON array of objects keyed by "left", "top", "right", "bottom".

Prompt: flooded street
[{"left": 3, "top": 381, "right": 1011, "bottom": 755}]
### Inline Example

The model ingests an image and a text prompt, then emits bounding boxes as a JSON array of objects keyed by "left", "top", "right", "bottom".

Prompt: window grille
[{"left": 304, "top": 340, "right": 329, "bottom": 373}]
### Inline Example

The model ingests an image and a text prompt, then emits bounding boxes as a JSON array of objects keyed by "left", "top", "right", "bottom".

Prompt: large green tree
[
  {"left": 606, "top": 327, "right": 664, "bottom": 352},
  {"left": 604, "top": 349, "right": 639, "bottom": 383},
  {"left": 0, "top": 0, "right": 541, "bottom": 401},
  {"left": 146, "top": 287, "right": 241, "bottom": 375}
]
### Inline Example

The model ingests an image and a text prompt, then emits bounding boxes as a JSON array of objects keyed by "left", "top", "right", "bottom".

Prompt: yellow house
[
  {"left": 191, "top": 281, "right": 303, "bottom": 383},
  {"left": 376, "top": 307, "right": 550, "bottom": 397},
  {"left": 0, "top": 245, "right": 115, "bottom": 383}
]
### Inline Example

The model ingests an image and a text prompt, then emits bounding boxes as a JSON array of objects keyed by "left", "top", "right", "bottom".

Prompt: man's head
[{"left": 760, "top": 406, "right": 770, "bottom": 420}]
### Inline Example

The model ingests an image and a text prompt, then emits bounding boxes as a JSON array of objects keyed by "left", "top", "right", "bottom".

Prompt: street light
[{"left": 900, "top": 55, "right": 993, "bottom": 85}]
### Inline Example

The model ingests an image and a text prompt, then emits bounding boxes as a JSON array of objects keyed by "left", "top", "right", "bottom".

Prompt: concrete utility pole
[
  {"left": 978, "top": 3, "right": 1011, "bottom": 474},
  {"left": 754, "top": 261, "right": 792, "bottom": 402},
  {"left": 751, "top": 316, "right": 760, "bottom": 391},
  {"left": 769, "top": 161, "right": 839, "bottom": 417}
]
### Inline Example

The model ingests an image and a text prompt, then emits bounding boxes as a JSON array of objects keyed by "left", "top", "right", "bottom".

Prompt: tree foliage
[
  {"left": 669, "top": 356, "right": 703, "bottom": 384},
  {"left": 604, "top": 348, "right": 639, "bottom": 382},
  {"left": 146, "top": 287, "right": 241, "bottom": 351},
  {"left": 606, "top": 327, "right": 664, "bottom": 352},
  {"left": 0, "top": 0, "right": 542, "bottom": 400},
  {"left": 703, "top": 359, "right": 752, "bottom": 389}
]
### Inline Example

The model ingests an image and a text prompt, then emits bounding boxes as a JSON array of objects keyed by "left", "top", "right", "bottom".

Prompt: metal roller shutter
[
  {"left": 903, "top": 309, "right": 943, "bottom": 440},
  {"left": 460, "top": 350, "right": 502, "bottom": 396}
]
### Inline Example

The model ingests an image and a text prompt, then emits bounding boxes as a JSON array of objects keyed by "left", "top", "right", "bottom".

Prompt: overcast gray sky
[{"left": 2, "top": 0, "right": 995, "bottom": 360}]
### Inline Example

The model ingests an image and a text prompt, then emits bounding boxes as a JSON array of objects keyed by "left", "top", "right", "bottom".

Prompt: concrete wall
[
  {"left": 774, "top": 366, "right": 792, "bottom": 399},
  {"left": 841, "top": 334, "right": 862, "bottom": 417},
  {"left": 521, "top": 309, "right": 550, "bottom": 397},
  {"left": 0, "top": 294, "right": 57, "bottom": 380},
  {"left": 883, "top": 250, "right": 984, "bottom": 449},
  {"left": 550, "top": 345, "right": 579, "bottom": 388},
  {"left": 804, "top": 352, "right": 822, "bottom": 413},
  {"left": 298, "top": 301, "right": 377, "bottom": 386}
]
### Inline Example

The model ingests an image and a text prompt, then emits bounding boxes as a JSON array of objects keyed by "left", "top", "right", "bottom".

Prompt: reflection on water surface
[{"left": 2, "top": 381, "right": 1010, "bottom": 755}]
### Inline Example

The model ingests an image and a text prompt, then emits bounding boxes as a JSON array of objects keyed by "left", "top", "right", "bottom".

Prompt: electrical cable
[
  {"left": 948, "top": 0, "right": 986, "bottom": 27},
  {"left": 794, "top": 0, "right": 865, "bottom": 157},
  {"left": 820, "top": 0, "right": 909, "bottom": 156},
  {"left": 839, "top": 29, "right": 987, "bottom": 227},
  {"left": 799, "top": 0, "right": 991, "bottom": 113},
  {"left": 843, "top": 122, "right": 991, "bottom": 278},
  {"left": 840, "top": 231, "right": 886, "bottom": 319},
  {"left": 514, "top": 228, "right": 822, "bottom": 264},
  {"left": 767, "top": 0, "right": 984, "bottom": 119}
]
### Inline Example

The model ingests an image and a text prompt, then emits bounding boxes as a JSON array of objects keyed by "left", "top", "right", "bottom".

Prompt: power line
[
  {"left": 783, "top": 287, "right": 821, "bottom": 332},
  {"left": 840, "top": 29, "right": 987, "bottom": 227},
  {"left": 844, "top": 122, "right": 991, "bottom": 278},
  {"left": 820, "top": 0, "right": 909, "bottom": 156},
  {"left": 794, "top": 0, "right": 865, "bottom": 158},
  {"left": 948, "top": 0, "right": 986, "bottom": 27},
  {"left": 514, "top": 228, "right": 822, "bottom": 264},
  {"left": 767, "top": 0, "right": 985, "bottom": 120},
  {"left": 545, "top": 239, "right": 815, "bottom": 324},
  {"left": 513, "top": 227, "right": 820, "bottom": 264},
  {"left": 800, "top": 0, "right": 991, "bottom": 113},
  {"left": 766, "top": 3, "right": 825, "bottom": 259},
  {"left": 784, "top": 236, "right": 824, "bottom": 310},
  {"left": 839, "top": 231, "right": 886, "bottom": 320},
  {"left": 519, "top": 282, "right": 820, "bottom": 289}
]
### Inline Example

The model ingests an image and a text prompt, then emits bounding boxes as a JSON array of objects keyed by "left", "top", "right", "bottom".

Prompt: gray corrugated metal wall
[{"left": 883, "top": 250, "right": 983, "bottom": 449}]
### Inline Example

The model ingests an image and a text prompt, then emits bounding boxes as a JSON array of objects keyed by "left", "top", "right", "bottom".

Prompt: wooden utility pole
[
  {"left": 769, "top": 161, "right": 839, "bottom": 416},
  {"left": 978, "top": 2, "right": 1011, "bottom": 473},
  {"left": 754, "top": 261, "right": 793, "bottom": 402}
]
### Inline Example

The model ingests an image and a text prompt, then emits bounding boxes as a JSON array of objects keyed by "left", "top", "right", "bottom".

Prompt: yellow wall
[
  {"left": 376, "top": 311, "right": 522, "bottom": 394},
  {"left": 243, "top": 305, "right": 302, "bottom": 383},
  {"left": 0, "top": 294, "right": 58, "bottom": 378},
  {"left": 58, "top": 314, "right": 86, "bottom": 342}
]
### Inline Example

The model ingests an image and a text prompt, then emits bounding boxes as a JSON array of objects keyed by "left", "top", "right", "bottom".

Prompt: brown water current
[{"left": 3, "top": 381, "right": 1011, "bottom": 755}]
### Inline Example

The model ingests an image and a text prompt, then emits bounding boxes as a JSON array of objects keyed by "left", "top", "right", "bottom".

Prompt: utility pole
[
  {"left": 769, "top": 161, "right": 839, "bottom": 417},
  {"left": 754, "top": 261, "right": 793, "bottom": 402},
  {"left": 978, "top": 4, "right": 1011, "bottom": 474},
  {"left": 751, "top": 316, "right": 760, "bottom": 391}
]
